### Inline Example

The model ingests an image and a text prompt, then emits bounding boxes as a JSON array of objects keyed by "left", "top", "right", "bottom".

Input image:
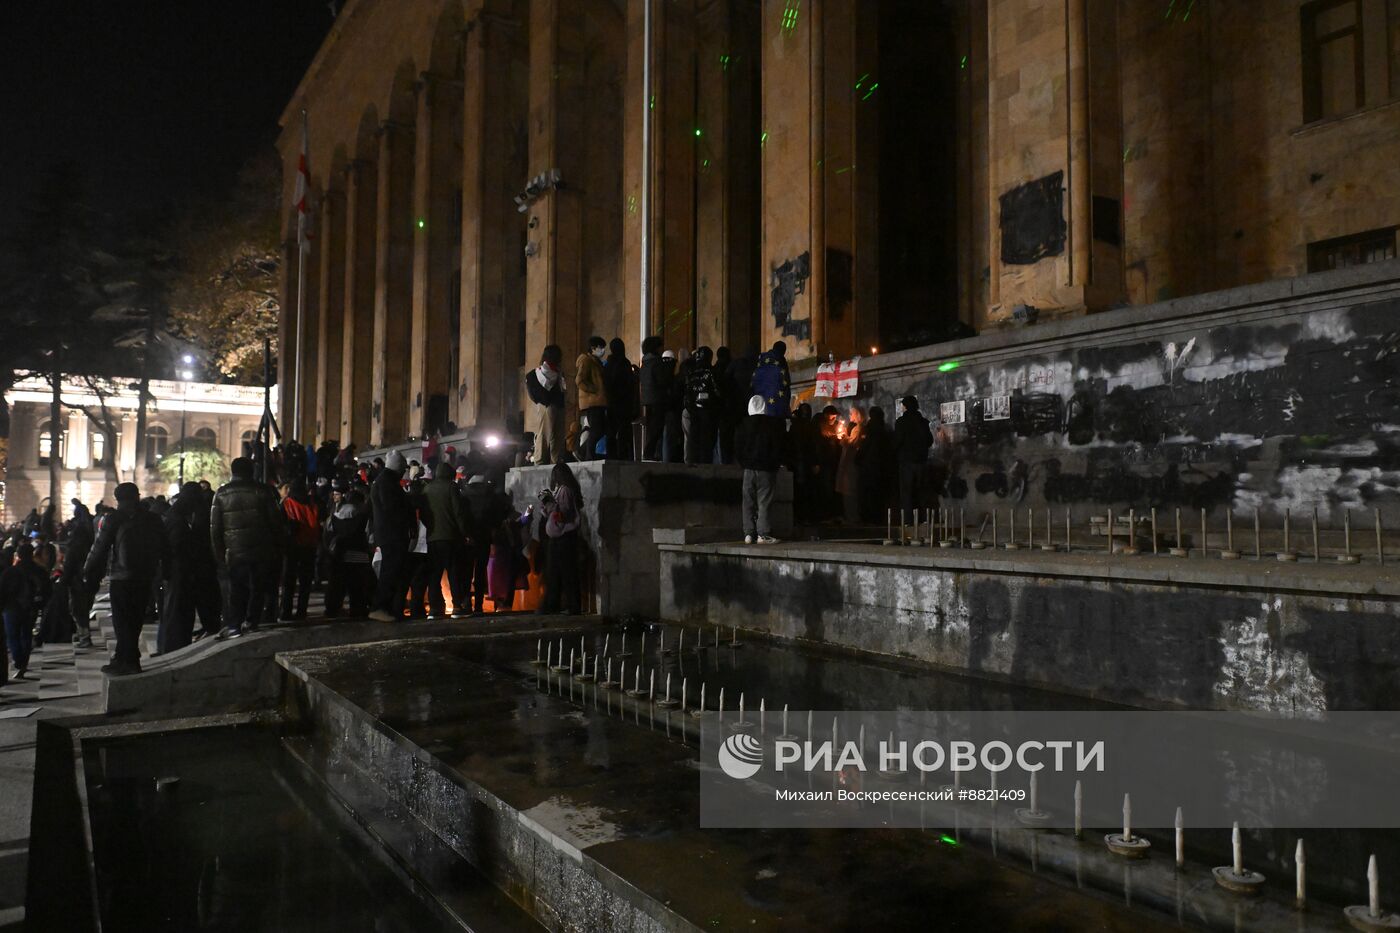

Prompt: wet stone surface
[{"left": 284, "top": 631, "right": 1191, "bottom": 932}]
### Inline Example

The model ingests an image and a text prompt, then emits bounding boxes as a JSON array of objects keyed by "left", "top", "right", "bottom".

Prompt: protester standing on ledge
[
  {"left": 893, "top": 396, "right": 933, "bottom": 519},
  {"left": 639, "top": 336, "right": 670, "bottom": 461},
  {"left": 750, "top": 340, "right": 791, "bottom": 416},
  {"left": 84, "top": 482, "right": 167, "bottom": 675},
  {"left": 539, "top": 462, "right": 583, "bottom": 614},
  {"left": 526, "top": 344, "right": 567, "bottom": 465},
  {"left": 604, "top": 337, "right": 638, "bottom": 461},
  {"left": 210, "top": 458, "right": 284, "bottom": 640},
  {"left": 736, "top": 394, "right": 785, "bottom": 544},
  {"left": 575, "top": 336, "right": 608, "bottom": 461}
]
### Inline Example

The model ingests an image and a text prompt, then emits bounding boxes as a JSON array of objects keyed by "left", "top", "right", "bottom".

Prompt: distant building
[{"left": 2, "top": 377, "right": 273, "bottom": 523}]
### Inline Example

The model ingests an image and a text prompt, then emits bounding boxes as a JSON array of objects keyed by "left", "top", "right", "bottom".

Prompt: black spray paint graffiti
[
  {"left": 1000, "top": 171, "right": 1066, "bottom": 265},
  {"left": 880, "top": 300, "right": 1400, "bottom": 510},
  {"left": 770, "top": 252, "right": 812, "bottom": 342}
]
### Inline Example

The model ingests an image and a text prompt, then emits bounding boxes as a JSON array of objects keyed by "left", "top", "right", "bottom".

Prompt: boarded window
[
  {"left": 999, "top": 172, "right": 1066, "bottom": 266},
  {"left": 1307, "top": 227, "right": 1399, "bottom": 271}
]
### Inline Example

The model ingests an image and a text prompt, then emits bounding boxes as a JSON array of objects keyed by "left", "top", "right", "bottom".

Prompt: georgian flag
[{"left": 294, "top": 113, "right": 314, "bottom": 253}]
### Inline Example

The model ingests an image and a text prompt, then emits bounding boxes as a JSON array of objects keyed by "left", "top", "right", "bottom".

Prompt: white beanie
[
  {"left": 385, "top": 449, "right": 407, "bottom": 472},
  {"left": 748, "top": 394, "right": 766, "bottom": 417}
]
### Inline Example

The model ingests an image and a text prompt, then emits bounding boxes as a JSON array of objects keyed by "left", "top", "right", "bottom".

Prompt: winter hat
[
  {"left": 385, "top": 449, "right": 407, "bottom": 473},
  {"left": 748, "top": 394, "right": 766, "bottom": 417},
  {"left": 662, "top": 349, "right": 676, "bottom": 360}
]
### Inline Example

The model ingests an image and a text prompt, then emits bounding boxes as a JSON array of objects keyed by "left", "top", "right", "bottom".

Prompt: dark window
[
  {"left": 1307, "top": 226, "right": 1399, "bottom": 271},
  {"left": 193, "top": 427, "right": 218, "bottom": 448},
  {"left": 241, "top": 430, "right": 257, "bottom": 460},
  {"left": 1301, "top": 0, "right": 1400, "bottom": 121}
]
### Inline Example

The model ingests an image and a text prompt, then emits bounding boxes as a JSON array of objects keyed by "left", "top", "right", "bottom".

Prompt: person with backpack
[
  {"left": 0, "top": 542, "right": 50, "bottom": 679},
  {"left": 279, "top": 478, "right": 321, "bottom": 620},
  {"left": 84, "top": 483, "right": 168, "bottom": 675}
]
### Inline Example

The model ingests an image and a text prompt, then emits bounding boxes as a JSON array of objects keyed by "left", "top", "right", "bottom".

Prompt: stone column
[
  {"left": 316, "top": 190, "right": 346, "bottom": 444},
  {"left": 64, "top": 408, "right": 87, "bottom": 470},
  {"left": 985, "top": 0, "right": 1124, "bottom": 320},
  {"left": 370, "top": 120, "right": 415, "bottom": 447},
  {"left": 524, "top": 0, "right": 581, "bottom": 390},
  {"left": 409, "top": 71, "right": 464, "bottom": 436},
  {"left": 760, "top": 0, "right": 870, "bottom": 360},
  {"left": 341, "top": 159, "right": 377, "bottom": 447},
  {"left": 458, "top": 3, "right": 527, "bottom": 430}
]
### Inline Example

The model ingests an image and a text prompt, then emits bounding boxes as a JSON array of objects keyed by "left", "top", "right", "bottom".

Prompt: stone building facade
[
  {"left": 2, "top": 377, "right": 269, "bottom": 523},
  {"left": 276, "top": 0, "right": 1400, "bottom": 451}
]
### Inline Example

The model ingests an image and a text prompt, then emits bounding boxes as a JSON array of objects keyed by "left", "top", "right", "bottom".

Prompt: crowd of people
[
  {"left": 0, "top": 336, "right": 943, "bottom": 683},
  {"left": 526, "top": 335, "right": 940, "bottom": 538},
  {"left": 0, "top": 437, "right": 588, "bottom": 682}
]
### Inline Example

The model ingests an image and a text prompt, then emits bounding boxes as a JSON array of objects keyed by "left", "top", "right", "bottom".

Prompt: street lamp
[{"left": 178, "top": 367, "right": 194, "bottom": 485}]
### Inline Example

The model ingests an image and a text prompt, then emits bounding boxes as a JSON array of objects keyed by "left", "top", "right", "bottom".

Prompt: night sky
[{"left": 0, "top": 1, "right": 333, "bottom": 239}]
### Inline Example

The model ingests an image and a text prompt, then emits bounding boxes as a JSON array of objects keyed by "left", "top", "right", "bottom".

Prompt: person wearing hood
[
  {"left": 575, "top": 336, "right": 608, "bottom": 461},
  {"left": 525, "top": 344, "right": 567, "bottom": 465},
  {"left": 157, "top": 484, "right": 203, "bottom": 654},
  {"left": 210, "top": 458, "right": 285, "bottom": 639},
  {"left": 682, "top": 346, "right": 721, "bottom": 464},
  {"left": 750, "top": 340, "right": 791, "bottom": 417},
  {"left": 893, "top": 395, "right": 934, "bottom": 517},
  {"left": 735, "top": 395, "right": 785, "bottom": 544},
  {"left": 279, "top": 477, "right": 321, "bottom": 620},
  {"left": 424, "top": 462, "right": 471, "bottom": 617},
  {"left": 85, "top": 483, "right": 168, "bottom": 675},
  {"left": 369, "top": 449, "right": 416, "bottom": 622},
  {"left": 603, "top": 337, "right": 638, "bottom": 460},
  {"left": 324, "top": 482, "right": 372, "bottom": 617},
  {"left": 638, "top": 335, "right": 671, "bottom": 461},
  {"left": 64, "top": 499, "right": 97, "bottom": 649}
]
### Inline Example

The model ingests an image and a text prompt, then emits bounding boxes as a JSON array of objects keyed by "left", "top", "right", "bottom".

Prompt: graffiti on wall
[
  {"left": 864, "top": 300, "right": 1400, "bottom": 517},
  {"left": 769, "top": 252, "right": 811, "bottom": 341}
]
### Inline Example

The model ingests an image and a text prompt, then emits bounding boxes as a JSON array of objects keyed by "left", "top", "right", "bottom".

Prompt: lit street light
[{"left": 178, "top": 367, "right": 194, "bottom": 485}]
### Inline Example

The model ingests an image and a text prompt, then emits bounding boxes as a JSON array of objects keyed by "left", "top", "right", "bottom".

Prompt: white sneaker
[
  {"left": 757, "top": 535, "right": 780, "bottom": 544},
  {"left": 744, "top": 535, "right": 755, "bottom": 544}
]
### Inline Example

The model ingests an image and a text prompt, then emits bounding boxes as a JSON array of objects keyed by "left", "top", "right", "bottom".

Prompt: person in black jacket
[
  {"left": 735, "top": 394, "right": 786, "bottom": 543},
  {"left": 525, "top": 345, "right": 567, "bottom": 465},
  {"left": 892, "top": 396, "right": 933, "bottom": 518},
  {"left": 1, "top": 542, "right": 49, "bottom": 679},
  {"left": 64, "top": 500, "right": 96, "bottom": 648},
  {"left": 369, "top": 450, "right": 415, "bottom": 622},
  {"left": 324, "top": 484, "right": 373, "bottom": 617},
  {"left": 603, "top": 338, "right": 638, "bottom": 461},
  {"left": 84, "top": 483, "right": 168, "bottom": 675},
  {"left": 855, "top": 406, "right": 894, "bottom": 522},
  {"left": 683, "top": 346, "right": 721, "bottom": 464},
  {"left": 462, "top": 475, "right": 507, "bottom": 614},
  {"left": 210, "top": 458, "right": 284, "bottom": 639},
  {"left": 157, "top": 485, "right": 202, "bottom": 654},
  {"left": 638, "top": 335, "right": 670, "bottom": 461}
]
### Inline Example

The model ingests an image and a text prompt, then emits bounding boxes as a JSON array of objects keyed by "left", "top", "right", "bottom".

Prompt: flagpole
[{"left": 293, "top": 108, "right": 309, "bottom": 441}]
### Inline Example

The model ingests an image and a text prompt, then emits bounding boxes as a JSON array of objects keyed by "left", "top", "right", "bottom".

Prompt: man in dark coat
[
  {"left": 423, "top": 462, "right": 470, "bottom": 617},
  {"left": 64, "top": 500, "right": 96, "bottom": 648},
  {"left": 210, "top": 457, "right": 284, "bottom": 639},
  {"left": 603, "top": 338, "right": 638, "bottom": 461},
  {"left": 638, "top": 335, "right": 671, "bottom": 461},
  {"left": 461, "top": 474, "right": 507, "bottom": 614},
  {"left": 369, "top": 450, "right": 416, "bottom": 622},
  {"left": 157, "top": 484, "right": 203, "bottom": 654},
  {"left": 84, "top": 483, "right": 168, "bottom": 675},
  {"left": 892, "top": 396, "right": 934, "bottom": 517},
  {"left": 1, "top": 542, "right": 49, "bottom": 679},
  {"left": 735, "top": 394, "right": 786, "bottom": 543}
]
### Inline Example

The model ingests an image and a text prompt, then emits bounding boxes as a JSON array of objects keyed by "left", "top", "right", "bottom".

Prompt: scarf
[{"left": 535, "top": 362, "right": 565, "bottom": 392}]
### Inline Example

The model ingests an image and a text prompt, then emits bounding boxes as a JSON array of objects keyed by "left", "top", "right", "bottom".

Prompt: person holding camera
[{"left": 538, "top": 463, "right": 583, "bottom": 614}]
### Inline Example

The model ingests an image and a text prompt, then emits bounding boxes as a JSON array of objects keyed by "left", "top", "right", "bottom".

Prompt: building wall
[
  {"left": 2, "top": 383, "right": 266, "bottom": 523},
  {"left": 279, "top": 0, "right": 1400, "bottom": 450}
]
